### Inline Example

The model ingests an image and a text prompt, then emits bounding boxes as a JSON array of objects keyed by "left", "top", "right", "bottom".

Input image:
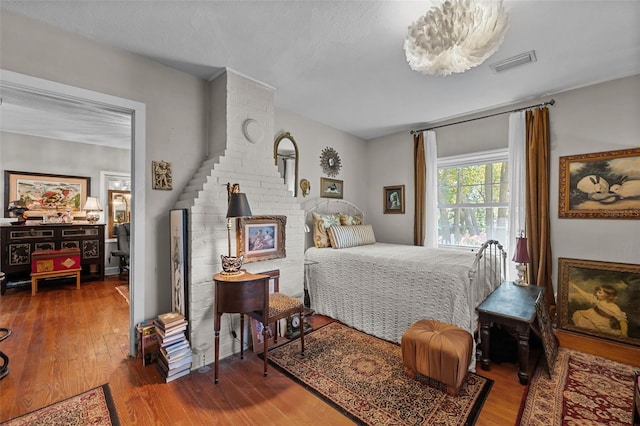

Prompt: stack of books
[
  {"left": 154, "top": 312, "right": 192, "bottom": 383},
  {"left": 137, "top": 319, "right": 159, "bottom": 366}
]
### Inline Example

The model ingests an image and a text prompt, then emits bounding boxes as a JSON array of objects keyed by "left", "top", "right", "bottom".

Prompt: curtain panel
[
  {"left": 413, "top": 132, "right": 426, "bottom": 246},
  {"left": 507, "top": 111, "right": 526, "bottom": 281},
  {"left": 424, "top": 131, "right": 438, "bottom": 248},
  {"left": 525, "top": 107, "right": 555, "bottom": 306}
]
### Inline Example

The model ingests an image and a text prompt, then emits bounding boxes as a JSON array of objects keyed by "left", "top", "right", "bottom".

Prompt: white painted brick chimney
[{"left": 174, "top": 69, "right": 304, "bottom": 370}]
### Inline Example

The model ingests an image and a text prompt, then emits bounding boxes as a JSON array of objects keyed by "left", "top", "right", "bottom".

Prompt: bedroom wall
[
  {"left": 366, "top": 73, "right": 640, "bottom": 296},
  {"left": 275, "top": 109, "right": 369, "bottom": 212}
]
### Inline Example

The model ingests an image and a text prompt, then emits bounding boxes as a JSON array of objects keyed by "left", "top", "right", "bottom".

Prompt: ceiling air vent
[{"left": 490, "top": 50, "right": 537, "bottom": 73}]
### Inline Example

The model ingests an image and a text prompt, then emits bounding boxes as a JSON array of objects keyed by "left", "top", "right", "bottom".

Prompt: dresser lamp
[
  {"left": 7, "top": 200, "right": 28, "bottom": 224},
  {"left": 83, "top": 196, "right": 103, "bottom": 224},
  {"left": 220, "top": 190, "right": 252, "bottom": 275},
  {"left": 512, "top": 232, "right": 530, "bottom": 286}
]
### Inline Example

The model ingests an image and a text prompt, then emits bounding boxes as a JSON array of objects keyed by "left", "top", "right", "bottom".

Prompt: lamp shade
[
  {"left": 226, "top": 193, "right": 252, "bottom": 218},
  {"left": 512, "top": 236, "right": 530, "bottom": 263},
  {"left": 83, "top": 196, "right": 102, "bottom": 212}
]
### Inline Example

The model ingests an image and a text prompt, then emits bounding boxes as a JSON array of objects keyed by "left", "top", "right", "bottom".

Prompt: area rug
[
  {"left": 268, "top": 322, "right": 492, "bottom": 425},
  {"left": 1, "top": 384, "right": 120, "bottom": 426},
  {"left": 115, "top": 285, "right": 129, "bottom": 304},
  {"left": 517, "top": 347, "right": 636, "bottom": 425}
]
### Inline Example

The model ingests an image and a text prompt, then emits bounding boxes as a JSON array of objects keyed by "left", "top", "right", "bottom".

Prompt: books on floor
[
  {"left": 154, "top": 312, "right": 192, "bottom": 383},
  {"left": 137, "top": 320, "right": 159, "bottom": 366}
]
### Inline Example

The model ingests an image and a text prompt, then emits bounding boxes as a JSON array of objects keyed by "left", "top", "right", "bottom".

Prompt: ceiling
[{"left": 1, "top": 0, "right": 639, "bottom": 147}]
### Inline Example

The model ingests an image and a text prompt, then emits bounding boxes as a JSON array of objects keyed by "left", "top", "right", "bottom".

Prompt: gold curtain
[
  {"left": 525, "top": 107, "right": 555, "bottom": 306},
  {"left": 414, "top": 132, "right": 426, "bottom": 246}
]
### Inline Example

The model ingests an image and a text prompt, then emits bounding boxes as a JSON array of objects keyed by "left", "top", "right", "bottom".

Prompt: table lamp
[
  {"left": 513, "top": 232, "right": 530, "bottom": 286},
  {"left": 221, "top": 188, "right": 252, "bottom": 275},
  {"left": 83, "top": 196, "right": 102, "bottom": 224},
  {"left": 7, "top": 200, "right": 28, "bottom": 224}
]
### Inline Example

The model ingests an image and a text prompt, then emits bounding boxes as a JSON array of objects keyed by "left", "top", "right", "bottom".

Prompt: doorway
[{"left": 0, "top": 70, "right": 146, "bottom": 356}]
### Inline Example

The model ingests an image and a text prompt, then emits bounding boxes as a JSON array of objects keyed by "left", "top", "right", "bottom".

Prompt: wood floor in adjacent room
[{"left": 0, "top": 278, "right": 532, "bottom": 425}]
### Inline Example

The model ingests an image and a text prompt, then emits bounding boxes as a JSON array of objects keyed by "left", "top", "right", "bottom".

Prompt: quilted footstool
[{"left": 401, "top": 319, "right": 473, "bottom": 395}]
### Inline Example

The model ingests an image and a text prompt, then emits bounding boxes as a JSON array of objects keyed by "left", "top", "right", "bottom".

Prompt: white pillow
[{"left": 327, "top": 224, "right": 376, "bottom": 249}]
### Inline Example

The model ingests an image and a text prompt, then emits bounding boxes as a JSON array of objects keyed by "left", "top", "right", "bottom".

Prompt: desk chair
[
  {"left": 213, "top": 269, "right": 304, "bottom": 383},
  {"left": 110, "top": 223, "right": 130, "bottom": 279},
  {"left": 242, "top": 269, "right": 305, "bottom": 356}
]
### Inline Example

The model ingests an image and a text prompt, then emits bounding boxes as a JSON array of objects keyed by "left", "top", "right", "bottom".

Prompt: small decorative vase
[{"left": 220, "top": 255, "right": 244, "bottom": 276}]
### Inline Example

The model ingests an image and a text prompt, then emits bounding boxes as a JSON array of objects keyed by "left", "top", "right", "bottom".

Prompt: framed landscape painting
[
  {"left": 4, "top": 170, "right": 90, "bottom": 218},
  {"left": 237, "top": 215, "right": 286, "bottom": 263},
  {"left": 558, "top": 147, "right": 640, "bottom": 219},
  {"left": 557, "top": 257, "right": 640, "bottom": 347}
]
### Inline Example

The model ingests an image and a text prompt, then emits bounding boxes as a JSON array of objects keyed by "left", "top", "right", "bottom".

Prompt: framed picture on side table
[{"left": 237, "top": 215, "right": 287, "bottom": 263}]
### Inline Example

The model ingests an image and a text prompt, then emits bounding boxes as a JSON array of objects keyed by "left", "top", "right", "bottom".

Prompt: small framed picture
[
  {"left": 320, "top": 177, "right": 343, "bottom": 199},
  {"left": 383, "top": 185, "right": 405, "bottom": 214},
  {"left": 237, "top": 215, "right": 286, "bottom": 263}
]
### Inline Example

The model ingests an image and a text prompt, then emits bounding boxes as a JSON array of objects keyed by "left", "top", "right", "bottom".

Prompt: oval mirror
[{"left": 274, "top": 132, "right": 299, "bottom": 197}]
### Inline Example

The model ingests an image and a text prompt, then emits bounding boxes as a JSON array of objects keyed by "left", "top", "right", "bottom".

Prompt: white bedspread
[{"left": 305, "top": 243, "right": 499, "bottom": 346}]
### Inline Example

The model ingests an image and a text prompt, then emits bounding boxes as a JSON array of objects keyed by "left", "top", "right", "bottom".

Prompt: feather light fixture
[{"left": 404, "top": 0, "right": 509, "bottom": 77}]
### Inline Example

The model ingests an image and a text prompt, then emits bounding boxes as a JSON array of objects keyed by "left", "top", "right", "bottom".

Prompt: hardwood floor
[{"left": 0, "top": 278, "right": 545, "bottom": 425}]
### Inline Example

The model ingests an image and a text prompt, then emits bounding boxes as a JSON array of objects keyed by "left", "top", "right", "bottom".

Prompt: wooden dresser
[{"left": 1, "top": 223, "right": 105, "bottom": 294}]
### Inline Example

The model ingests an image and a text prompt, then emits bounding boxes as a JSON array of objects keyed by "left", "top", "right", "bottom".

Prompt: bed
[{"left": 303, "top": 199, "right": 506, "bottom": 364}]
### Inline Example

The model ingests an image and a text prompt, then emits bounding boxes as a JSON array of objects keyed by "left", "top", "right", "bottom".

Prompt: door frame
[{"left": 0, "top": 69, "right": 146, "bottom": 356}]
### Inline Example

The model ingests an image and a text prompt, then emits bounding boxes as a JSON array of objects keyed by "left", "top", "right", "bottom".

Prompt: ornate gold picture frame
[{"left": 558, "top": 147, "right": 640, "bottom": 219}]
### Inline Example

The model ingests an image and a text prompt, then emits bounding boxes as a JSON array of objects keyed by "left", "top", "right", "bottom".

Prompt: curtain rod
[{"left": 409, "top": 99, "right": 556, "bottom": 135}]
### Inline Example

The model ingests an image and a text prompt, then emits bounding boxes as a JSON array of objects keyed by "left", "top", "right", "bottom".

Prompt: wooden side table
[
  {"left": 476, "top": 281, "right": 544, "bottom": 385},
  {"left": 213, "top": 271, "right": 270, "bottom": 384}
]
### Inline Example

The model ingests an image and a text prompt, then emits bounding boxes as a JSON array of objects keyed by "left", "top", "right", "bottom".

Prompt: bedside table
[{"left": 476, "top": 281, "right": 544, "bottom": 385}]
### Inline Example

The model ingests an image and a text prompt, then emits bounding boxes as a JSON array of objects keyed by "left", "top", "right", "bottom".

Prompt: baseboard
[{"left": 557, "top": 329, "right": 640, "bottom": 366}]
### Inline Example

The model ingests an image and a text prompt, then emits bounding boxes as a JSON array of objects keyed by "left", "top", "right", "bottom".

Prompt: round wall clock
[{"left": 319, "top": 147, "right": 342, "bottom": 177}]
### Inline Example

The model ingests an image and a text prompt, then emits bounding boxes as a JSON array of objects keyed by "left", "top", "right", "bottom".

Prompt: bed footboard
[{"left": 470, "top": 240, "right": 507, "bottom": 311}]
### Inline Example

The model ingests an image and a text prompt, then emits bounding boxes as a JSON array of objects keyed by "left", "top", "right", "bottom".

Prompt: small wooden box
[{"left": 31, "top": 249, "right": 81, "bottom": 273}]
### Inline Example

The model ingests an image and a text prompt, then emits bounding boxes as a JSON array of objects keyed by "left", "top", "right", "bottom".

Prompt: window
[{"left": 437, "top": 149, "right": 509, "bottom": 247}]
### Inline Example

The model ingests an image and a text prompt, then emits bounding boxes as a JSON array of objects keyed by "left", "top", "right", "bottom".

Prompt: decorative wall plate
[
  {"left": 319, "top": 147, "right": 342, "bottom": 177},
  {"left": 243, "top": 118, "right": 263, "bottom": 144}
]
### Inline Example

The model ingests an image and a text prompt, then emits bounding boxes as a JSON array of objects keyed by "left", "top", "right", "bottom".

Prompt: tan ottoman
[{"left": 401, "top": 319, "right": 473, "bottom": 395}]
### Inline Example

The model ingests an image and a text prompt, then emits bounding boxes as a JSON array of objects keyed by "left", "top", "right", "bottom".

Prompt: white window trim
[
  {"left": 437, "top": 148, "right": 508, "bottom": 169},
  {"left": 437, "top": 148, "right": 509, "bottom": 249}
]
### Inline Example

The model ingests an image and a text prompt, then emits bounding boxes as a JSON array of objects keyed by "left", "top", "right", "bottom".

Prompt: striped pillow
[{"left": 327, "top": 224, "right": 376, "bottom": 249}]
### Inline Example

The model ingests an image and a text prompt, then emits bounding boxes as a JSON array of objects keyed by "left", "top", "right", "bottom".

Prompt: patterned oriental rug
[
  {"left": 268, "top": 322, "right": 492, "bottom": 425},
  {"left": 517, "top": 348, "right": 636, "bottom": 425},
  {"left": 1, "top": 384, "right": 120, "bottom": 426}
]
